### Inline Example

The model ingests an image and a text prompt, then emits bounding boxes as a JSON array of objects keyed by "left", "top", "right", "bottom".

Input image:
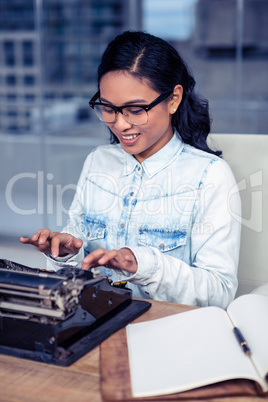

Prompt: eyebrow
[{"left": 99, "top": 96, "right": 148, "bottom": 105}]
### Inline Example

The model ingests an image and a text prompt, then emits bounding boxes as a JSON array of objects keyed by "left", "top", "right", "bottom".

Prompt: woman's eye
[
  {"left": 102, "top": 106, "right": 114, "bottom": 114},
  {"left": 126, "top": 107, "right": 144, "bottom": 115}
]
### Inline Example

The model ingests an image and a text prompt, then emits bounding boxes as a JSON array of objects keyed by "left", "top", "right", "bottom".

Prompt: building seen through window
[
  {"left": 0, "top": 0, "right": 267, "bottom": 136},
  {"left": 0, "top": 0, "right": 130, "bottom": 135}
]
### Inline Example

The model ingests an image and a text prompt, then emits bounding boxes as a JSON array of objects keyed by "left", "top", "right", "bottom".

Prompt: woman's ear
[{"left": 169, "top": 84, "right": 183, "bottom": 114}]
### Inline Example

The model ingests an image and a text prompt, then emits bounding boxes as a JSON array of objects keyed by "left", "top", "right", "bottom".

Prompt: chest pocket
[
  {"left": 138, "top": 227, "right": 187, "bottom": 253},
  {"left": 81, "top": 216, "right": 106, "bottom": 240}
]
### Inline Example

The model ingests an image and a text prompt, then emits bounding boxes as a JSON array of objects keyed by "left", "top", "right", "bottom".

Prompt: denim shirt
[{"left": 47, "top": 132, "right": 241, "bottom": 308}]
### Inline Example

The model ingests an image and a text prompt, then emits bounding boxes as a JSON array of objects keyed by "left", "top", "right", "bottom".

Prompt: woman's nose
[{"left": 113, "top": 112, "right": 133, "bottom": 130}]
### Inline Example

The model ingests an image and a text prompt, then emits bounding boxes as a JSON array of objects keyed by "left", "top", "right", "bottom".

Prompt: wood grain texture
[{"left": 0, "top": 352, "right": 101, "bottom": 402}]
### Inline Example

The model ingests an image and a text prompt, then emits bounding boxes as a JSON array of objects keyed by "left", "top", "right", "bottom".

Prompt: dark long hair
[{"left": 97, "top": 31, "right": 221, "bottom": 156}]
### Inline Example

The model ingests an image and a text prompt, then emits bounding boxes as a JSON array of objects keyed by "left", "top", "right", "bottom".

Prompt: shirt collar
[
  {"left": 123, "top": 152, "right": 139, "bottom": 176},
  {"left": 123, "top": 131, "right": 184, "bottom": 178}
]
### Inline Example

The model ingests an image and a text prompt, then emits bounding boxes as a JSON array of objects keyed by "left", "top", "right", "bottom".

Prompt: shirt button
[
  {"left": 138, "top": 166, "right": 141, "bottom": 171},
  {"left": 130, "top": 192, "right": 134, "bottom": 196},
  {"left": 120, "top": 223, "right": 125, "bottom": 228},
  {"left": 159, "top": 243, "right": 165, "bottom": 250}
]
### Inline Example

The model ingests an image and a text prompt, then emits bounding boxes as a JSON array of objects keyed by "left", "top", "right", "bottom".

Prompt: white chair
[
  {"left": 209, "top": 134, "right": 268, "bottom": 297},
  {"left": 251, "top": 283, "right": 268, "bottom": 296}
]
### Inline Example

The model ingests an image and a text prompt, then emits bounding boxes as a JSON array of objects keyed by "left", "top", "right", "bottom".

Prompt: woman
[{"left": 21, "top": 31, "right": 241, "bottom": 308}]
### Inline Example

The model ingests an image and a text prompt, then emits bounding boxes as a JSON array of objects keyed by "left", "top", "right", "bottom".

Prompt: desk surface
[{"left": 0, "top": 300, "right": 264, "bottom": 402}]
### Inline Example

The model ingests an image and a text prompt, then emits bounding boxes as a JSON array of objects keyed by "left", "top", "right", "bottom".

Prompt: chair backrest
[{"left": 209, "top": 134, "right": 268, "bottom": 297}]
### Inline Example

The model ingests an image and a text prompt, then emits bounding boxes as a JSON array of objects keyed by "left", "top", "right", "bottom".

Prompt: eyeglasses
[{"left": 89, "top": 90, "right": 172, "bottom": 126}]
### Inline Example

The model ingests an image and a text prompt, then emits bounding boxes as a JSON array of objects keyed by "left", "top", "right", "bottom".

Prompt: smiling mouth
[{"left": 121, "top": 134, "right": 140, "bottom": 140}]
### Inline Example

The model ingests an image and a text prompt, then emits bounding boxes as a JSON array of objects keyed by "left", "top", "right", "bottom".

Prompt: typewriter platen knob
[
  {"left": 102, "top": 276, "right": 130, "bottom": 290},
  {"left": 102, "top": 276, "right": 113, "bottom": 285},
  {"left": 113, "top": 280, "right": 128, "bottom": 289}
]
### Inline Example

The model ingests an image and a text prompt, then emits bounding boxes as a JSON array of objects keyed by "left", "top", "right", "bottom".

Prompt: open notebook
[{"left": 126, "top": 294, "right": 268, "bottom": 398}]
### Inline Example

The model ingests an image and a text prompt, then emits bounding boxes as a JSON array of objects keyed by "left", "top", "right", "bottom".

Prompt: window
[
  {"left": 4, "top": 40, "right": 15, "bottom": 66},
  {"left": 6, "top": 94, "right": 17, "bottom": 101},
  {"left": 24, "top": 75, "right": 35, "bottom": 86},
  {"left": 7, "top": 110, "right": 18, "bottom": 117},
  {"left": 143, "top": 0, "right": 198, "bottom": 40},
  {"left": 24, "top": 94, "right": 35, "bottom": 101},
  {"left": 6, "top": 75, "right": 17, "bottom": 86},
  {"left": 22, "top": 41, "right": 34, "bottom": 66}
]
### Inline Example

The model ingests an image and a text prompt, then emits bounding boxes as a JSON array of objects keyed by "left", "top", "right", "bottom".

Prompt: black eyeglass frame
[{"left": 89, "top": 90, "right": 173, "bottom": 125}]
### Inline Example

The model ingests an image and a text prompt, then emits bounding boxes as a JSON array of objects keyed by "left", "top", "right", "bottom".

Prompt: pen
[{"left": 233, "top": 327, "right": 251, "bottom": 356}]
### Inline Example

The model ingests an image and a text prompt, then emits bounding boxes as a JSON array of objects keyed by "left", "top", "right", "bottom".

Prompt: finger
[
  {"left": 81, "top": 259, "right": 97, "bottom": 270},
  {"left": 37, "top": 229, "right": 52, "bottom": 245},
  {"left": 124, "top": 254, "right": 135, "bottom": 263},
  {"left": 68, "top": 236, "right": 83, "bottom": 253},
  {"left": 73, "top": 237, "right": 83, "bottom": 250},
  {"left": 20, "top": 229, "right": 42, "bottom": 243},
  {"left": 81, "top": 248, "right": 108, "bottom": 270},
  {"left": 114, "top": 249, "right": 137, "bottom": 273},
  {"left": 20, "top": 236, "right": 31, "bottom": 243},
  {"left": 98, "top": 249, "right": 118, "bottom": 265},
  {"left": 50, "top": 236, "right": 60, "bottom": 258},
  {"left": 81, "top": 260, "right": 102, "bottom": 270},
  {"left": 20, "top": 235, "right": 41, "bottom": 246},
  {"left": 83, "top": 248, "right": 107, "bottom": 264},
  {"left": 31, "top": 229, "right": 43, "bottom": 242}
]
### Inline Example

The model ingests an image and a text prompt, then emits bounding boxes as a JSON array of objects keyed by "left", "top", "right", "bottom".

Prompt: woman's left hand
[{"left": 81, "top": 247, "right": 138, "bottom": 274}]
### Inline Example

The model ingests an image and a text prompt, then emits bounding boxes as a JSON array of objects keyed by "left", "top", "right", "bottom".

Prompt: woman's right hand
[{"left": 20, "top": 229, "right": 83, "bottom": 258}]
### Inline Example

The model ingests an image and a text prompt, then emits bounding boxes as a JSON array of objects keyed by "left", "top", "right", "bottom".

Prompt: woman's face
[{"left": 99, "top": 71, "right": 182, "bottom": 163}]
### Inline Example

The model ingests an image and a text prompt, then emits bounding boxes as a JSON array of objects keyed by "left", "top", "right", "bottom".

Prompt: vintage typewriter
[{"left": 0, "top": 258, "right": 151, "bottom": 366}]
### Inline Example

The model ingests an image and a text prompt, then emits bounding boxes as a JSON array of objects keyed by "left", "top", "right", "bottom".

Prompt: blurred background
[{"left": 0, "top": 0, "right": 267, "bottom": 241}]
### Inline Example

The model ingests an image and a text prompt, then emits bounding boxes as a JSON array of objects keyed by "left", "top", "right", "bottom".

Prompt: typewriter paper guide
[{"left": 0, "top": 259, "right": 151, "bottom": 366}]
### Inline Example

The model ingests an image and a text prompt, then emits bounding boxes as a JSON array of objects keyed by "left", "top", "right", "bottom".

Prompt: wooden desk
[{"left": 0, "top": 300, "right": 264, "bottom": 402}]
